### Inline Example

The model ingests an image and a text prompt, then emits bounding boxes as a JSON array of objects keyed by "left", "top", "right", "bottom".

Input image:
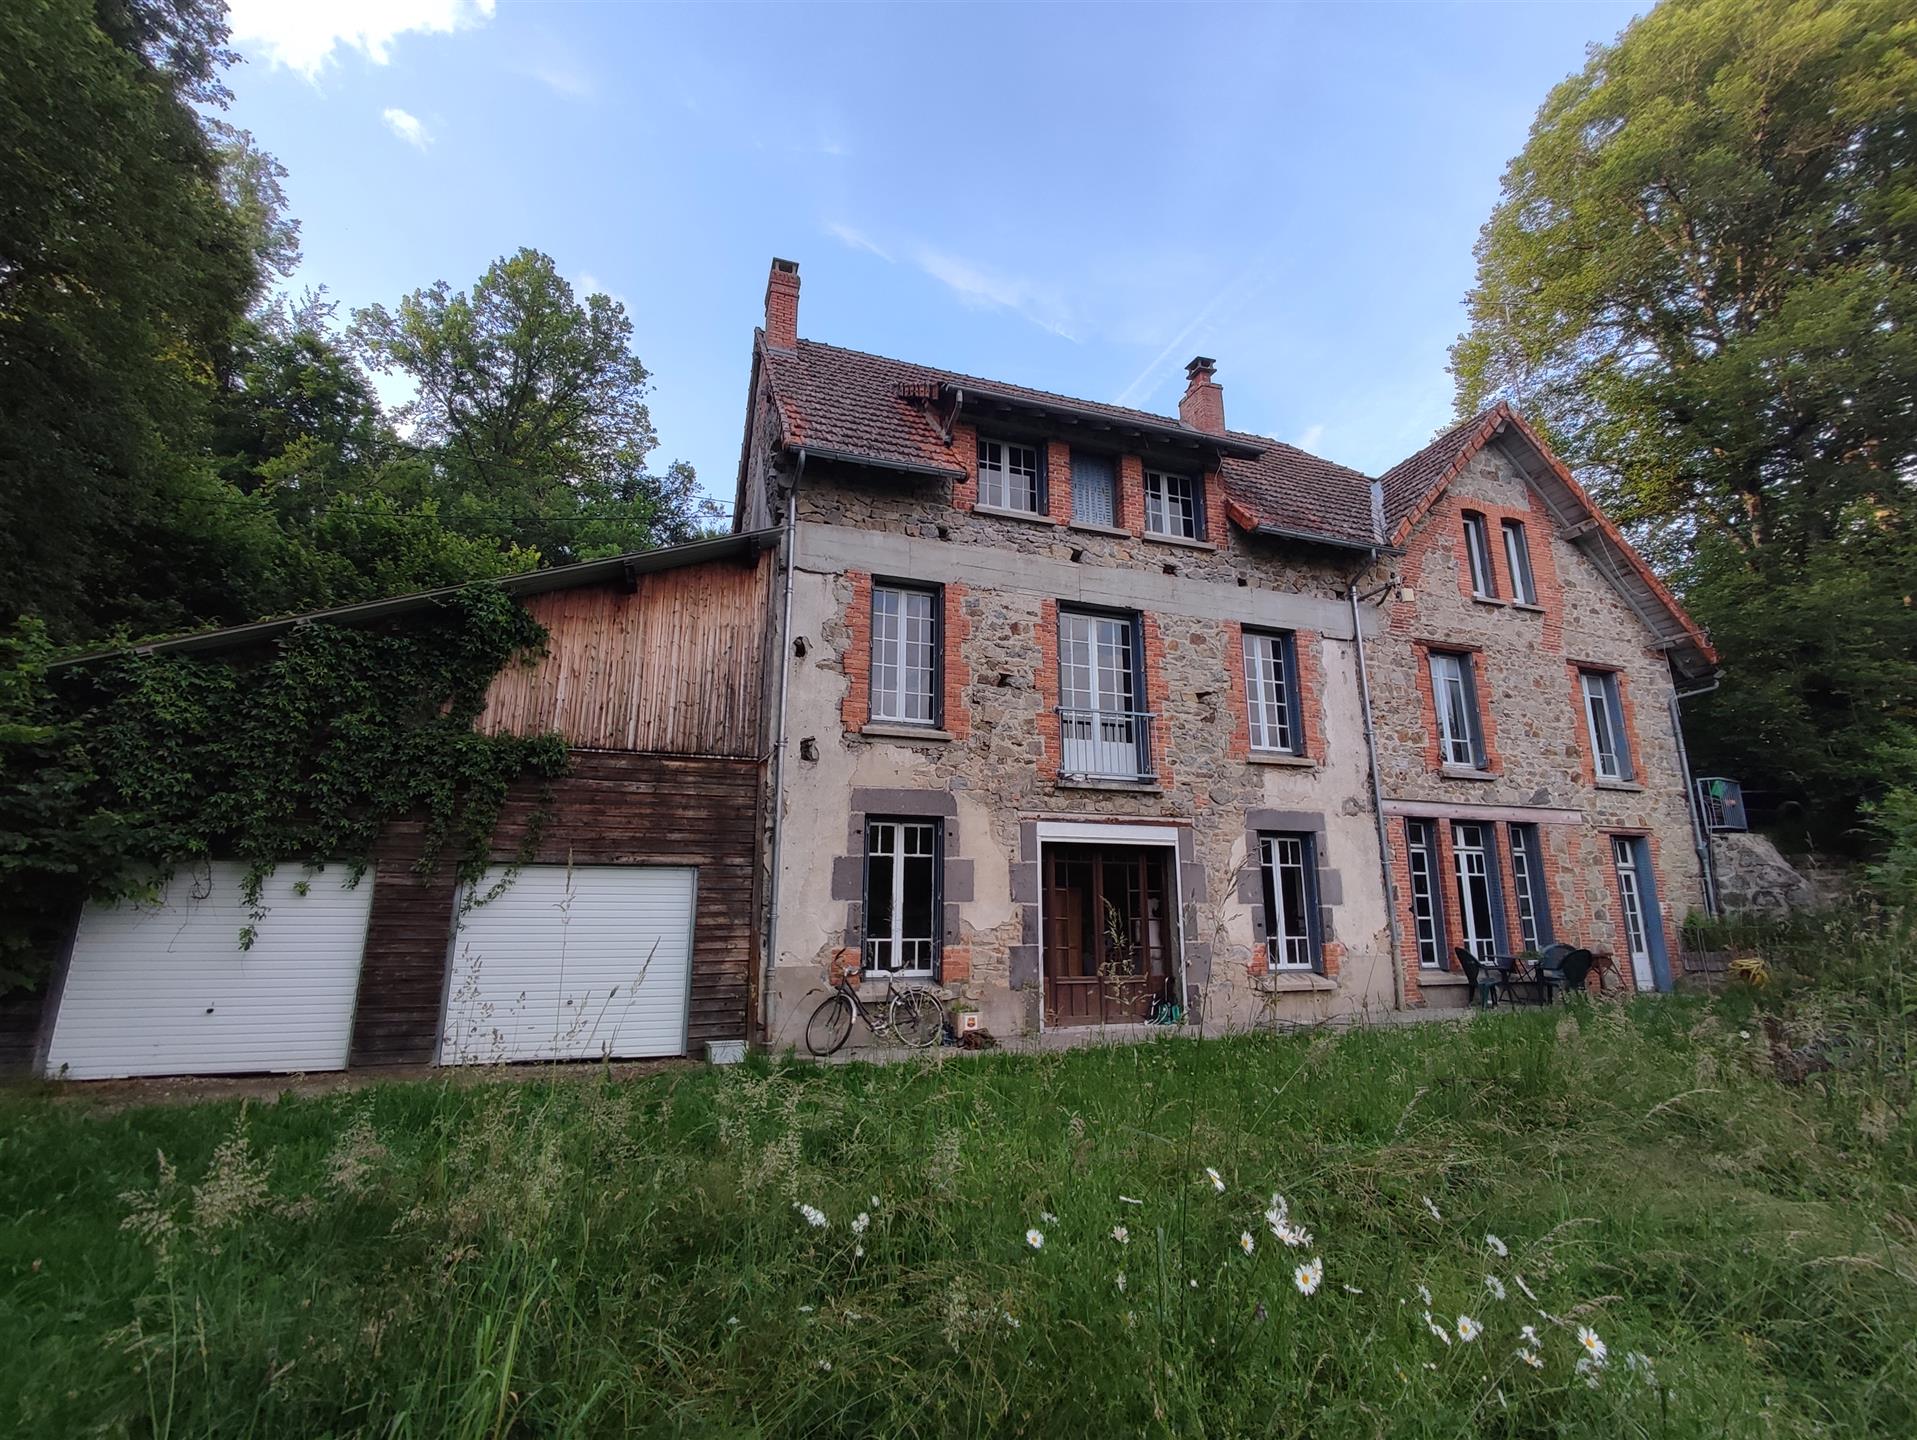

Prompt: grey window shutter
[
  {"left": 1608, "top": 682, "right": 1634, "bottom": 781},
  {"left": 1283, "top": 633, "right": 1305, "bottom": 755},
  {"left": 1306, "top": 835, "right": 1327, "bottom": 976},
  {"left": 1461, "top": 657, "right": 1488, "bottom": 769}
]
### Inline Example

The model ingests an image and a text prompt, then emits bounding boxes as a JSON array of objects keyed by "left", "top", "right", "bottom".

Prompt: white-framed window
[
  {"left": 1450, "top": 821, "right": 1503, "bottom": 962},
  {"left": 1611, "top": 835, "right": 1654, "bottom": 989},
  {"left": 977, "top": 437, "right": 1041, "bottom": 513},
  {"left": 1057, "top": 609, "right": 1147, "bottom": 778},
  {"left": 1070, "top": 451, "right": 1116, "bottom": 527},
  {"left": 1508, "top": 823, "right": 1551, "bottom": 951},
  {"left": 1406, "top": 819, "right": 1444, "bottom": 969},
  {"left": 1429, "top": 650, "right": 1483, "bottom": 768},
  {"left": 1259, "top": 832, "right": 1319, "bottom": 970},
  {"left": 870, "top": 583, "right": 939, "bottom": 725},
  {"left": 863, "top": 818, "right": 939, "bottom": 975},
  {"left": 1502, "top": 519, "right": 1538, "bottom": 605},
  {"left": 1581, "top": 669, "right": 1633, "bottom": 781},
  {"left": 1241, "top": 629, "right": 1300, "bottom": 755},
  {"left": 1143, "top": 470, "right": 1200, "bottom": 540},
  {"left": 1462, "top": 511, "right": 1497, "bottom": 598}
]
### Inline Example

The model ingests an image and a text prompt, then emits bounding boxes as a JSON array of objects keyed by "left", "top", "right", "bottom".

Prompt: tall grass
[{"left": 1, "top": 916, "right": 1913, "bottom": 1436}]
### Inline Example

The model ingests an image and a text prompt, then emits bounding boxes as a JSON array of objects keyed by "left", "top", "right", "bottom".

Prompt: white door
[
  {"left": 439, "top": 864, "right": 695, "bottom": 1065},
  {"left": 46, "top": 862, "right": 372, "bottom": 1080},
  {"left": 1612, "top": 838, "right": 1656, "bottom": 991}
]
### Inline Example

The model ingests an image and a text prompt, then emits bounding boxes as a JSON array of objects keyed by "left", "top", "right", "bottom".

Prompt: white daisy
[
  {"left": 1204, "top": 1166, "right": 1225, "bottom": 1193},
  {"left": 1519, "top": 1324, "right": 1540, "bottom": 1348},
  {"left": 1417, "top": 1283, "right": 1433, "bottom": 1307},
  {"left": 1002, "top": 1311, "right": 1020, "bottom": 1329},
  {"left": 1424, "top": 1312, "right": 1452, "bottom": 1346},
  {"left": 818, "top": 1359, "right": 832, "bottom": 1372},
  {"left": 851, "top": 1212, "right": 870, "bottom": 1235},
  {"left": 1484, "top": 1274, "right": 1507, "bottom": 1301},
  {"left": 1294, "top": 1257, "right": 1324, "bottom": 1295},
  {"left": 1577, "top": 1325, "right": 1608, "bottom": 1365},
  {"left": 1111, "top": 1225, "right": 1129, "bottom": 1245},
  {"left": 1040, "top": 1211, "right": 1058, "bottom": 1224},
  {"left": 869, "top": 1194, "right": 880, "bottom": 1208},
  {"left": 1421, "top": 1195, "right": 1443, "bottom": 1221},
  {"left": 794, "top": 1202, "right": 828, "bottom": 1229},
  {"left": 1517, "top": 1348, "right": 1543, "bottom": 1370},
  {"left": 853, "top": 1244, "right": 864, "bottom": 1259},
  {"left": 1485, "top": 1233, "right": 1509, "bottom": 1258},
  {"left": 1115, "top": 1271, "right": 1126, "bottom": 1292},
  {"left": 1025, "top": 1228, "right": 1045, "bottom": 1250},
  {"left": 1457, "top": 1314, "right": 1482, "bottom": 1343},
  {"left": 1342, "top": 1283, "right": 1364, "bottom": 1295},
  {"left": 1239, "top": 1231, "right": 1256, "bottom": 1256}
]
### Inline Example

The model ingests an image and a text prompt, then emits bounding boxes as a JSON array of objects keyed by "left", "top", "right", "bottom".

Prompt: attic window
[
  {"left": 1144, "top": 470, "right": 1201, "bottom": 540},
  {"left": 978, "top": 437, "right": 1042, "bottom": 513}
]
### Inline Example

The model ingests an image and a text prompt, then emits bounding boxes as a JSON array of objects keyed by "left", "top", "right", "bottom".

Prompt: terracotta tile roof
[
  {"left": 757, "top": 334, "right": 1383, "bottom": 546},
  {"left": 1378, "top": 405, "right": 1505, "bottom": 536}
]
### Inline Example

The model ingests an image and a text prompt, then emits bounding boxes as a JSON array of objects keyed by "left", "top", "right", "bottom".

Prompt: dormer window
[
  {"left": 1144, "top": 469, "right": 1201, "bottom": 540},
  {"left": 978, "top": 437, "right": 1042, "bottom": 514}
]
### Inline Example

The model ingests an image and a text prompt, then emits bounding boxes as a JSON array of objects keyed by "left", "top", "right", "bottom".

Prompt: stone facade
[{"left": 1364, "top": 443, "right": 1706, "bottom": 1006}]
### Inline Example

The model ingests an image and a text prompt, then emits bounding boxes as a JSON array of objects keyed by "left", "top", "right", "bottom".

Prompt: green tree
[
  {"left": 351, "top": 249, "right": 712, "bottom": 562},
  {"left": 1452, "top": 0, "right": 1917, "bottom": 841},
  {"left": 0, "top": 0, "right": 265, "bottom": 641}
]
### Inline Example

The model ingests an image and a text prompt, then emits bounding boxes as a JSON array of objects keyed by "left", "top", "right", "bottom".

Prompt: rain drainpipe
[
  {"left": 761, "top": 454, "right": 804, "bottom": 1045},
  {"left": 1349, "top": 576, "right": 1406, "bottom": 1013},
  {"left": 1669, "top": 679, "right": 1721, "bottom": 918}
]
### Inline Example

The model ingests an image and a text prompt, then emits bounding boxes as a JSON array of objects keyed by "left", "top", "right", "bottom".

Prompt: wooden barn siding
[
  {"left": 348, "top": 750, "right": 763, "bottom": 1065},
  {"left": 476, "top": 554, "right": 772, "bottom": 757}
]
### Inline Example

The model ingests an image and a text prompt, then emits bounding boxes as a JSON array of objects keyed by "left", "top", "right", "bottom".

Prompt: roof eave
[{"left": 949, "top": 383, "right": 1267, "bottom": 460}]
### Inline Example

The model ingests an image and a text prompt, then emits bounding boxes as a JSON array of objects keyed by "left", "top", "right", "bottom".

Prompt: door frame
[
  {"left": 1609, "top": 834, "right": 1671, "bottom": 993},
  {"left": 1033, "top": 821, "right": 1185, "bottom": 1033}
]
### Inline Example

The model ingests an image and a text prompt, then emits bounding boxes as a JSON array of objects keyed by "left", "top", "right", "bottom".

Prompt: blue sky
[{"left": 224, "top": 1, "right": 1643, "bottom": 509}]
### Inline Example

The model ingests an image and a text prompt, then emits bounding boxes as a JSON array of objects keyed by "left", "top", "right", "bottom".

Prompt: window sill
[
  {"left": 1055, "top": 776, "right": 1164, "bottom": 794},
  {"left": 1419, "top": 970, "right": 1470, "bottom": 987},
  {"left": 1470, "top": 594, "right": 1507, "bottom": 608},
  {"left": 1067, "top": 519, "right": 1131, "bottom": 538},
  {"left": 1510, "top": 601, "right": 1546, "bottom": 614},
  {"left": 1142, "top": 531, "right": 1217, "bottom": 552},
  {"left": 1596, "top": 779, "right": 1644, "bottom": 793},
  {"left": 861, "top": 722, "right": 954, "bottom": 743},
  {"left": 973, "top": 502, "right": 1058, "bottom": 528},
  {"left": 1439, "top": 765, "right": 1497, "bottom": 782},
  {"left": 1254, "top": 970, "right": 1337, "bottom": 993},
  {"left": 1248, "top": 752, "right": 1318, "bottom": 769}
]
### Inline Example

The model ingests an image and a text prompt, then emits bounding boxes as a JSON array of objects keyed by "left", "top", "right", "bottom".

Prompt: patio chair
[
  {"left": 1555, "top": 949, "right": 1594, "bottom": 997},
  {"left": 1455, "top": 947, "right": 1497, "bottom": 1008}
]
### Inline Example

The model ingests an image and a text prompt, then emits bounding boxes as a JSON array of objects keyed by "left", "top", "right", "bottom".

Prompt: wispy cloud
[
  {"left": 1294, "top": 423, "right": 1327, "bottom": 452},
  {"left": 228, "top": 0, "right": 496, "bottom": 79},
  {"left": 913, "top": 246, "right": 1077, "bottom": 341},
  {"left": 1112, "top": 251, "right": 1274, "bottom": 408},
  {"left": 574, "top": 272, "right": 632, "bottom": 311},
  {"left": 825, "top": 222, "right": 893, "bottom": 263},
  {"left": 382, "top": 107, "right": 432, "bottom": 150},
  {"left": 533, "top": 62, "right": 594, "bottom": 100}
]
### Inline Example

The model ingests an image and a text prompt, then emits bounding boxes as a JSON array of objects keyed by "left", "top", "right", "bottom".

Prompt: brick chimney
[
  {"left": 764, "top": 257, "right": 800, "bottom": 350},
  {"left": 1179, "top": 355, "right": 1224, "bottom": 435}
]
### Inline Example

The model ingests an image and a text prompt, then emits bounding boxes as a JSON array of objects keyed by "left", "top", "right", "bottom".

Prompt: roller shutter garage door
[
  {"left": 46, "top": 863, "right": 372, "bottom": 1080},
  {"left": 438, "top": 864, "right": 695, "bottom": 1065}
]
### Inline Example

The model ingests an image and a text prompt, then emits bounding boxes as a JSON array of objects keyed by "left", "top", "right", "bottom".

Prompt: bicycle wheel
[
  {"left": 888, "top": 988, "right": 945, "bottom": 1049},
  {"left": 805, "top": 992, "right": 856, "bottom": 1057}
]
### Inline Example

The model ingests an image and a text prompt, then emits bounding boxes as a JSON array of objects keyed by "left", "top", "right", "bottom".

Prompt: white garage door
[
  {"left": 439, "top": 865, "right": 695, "bottom": 1065},
  {"left": 46, "top": 862, "right": 373, "bottom": 1080}
]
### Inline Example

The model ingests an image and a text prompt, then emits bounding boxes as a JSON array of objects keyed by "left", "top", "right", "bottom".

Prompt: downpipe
[
  {"left": 1349, "top": 577, "right": 1406, "bottom": 1013},
  {"left": 1669, "top": 679, "right": 1721, "bottom": 918},
  {"left": 761, "top": 456, "right": 804, "bottom": 1045}
]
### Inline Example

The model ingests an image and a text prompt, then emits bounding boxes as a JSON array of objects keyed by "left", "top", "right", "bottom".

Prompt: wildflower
[
  {"left": 1738, "top": 1029, "right": 1751, "bottom": 1040},
  {"left": 1190, "top": 1279, "right": 1199, "bottom": 1289},
  {"left": 852, "top": 1212, "right": 870, "bottom": 1235},
  {"left": 726, "top": 1316, "right": 739, "bottom": 1327},
  {"left": 1485, "top": 1233, "right": 1508, "bottom": 1258},
  {"left": 1575, "top": 1355, "right": 1602, "bottom": 1389},
  {"left": 794, "top": 1202, "right": 828, "bottom": 1229},
  {"left": 1119, "top": 1194, "right": 1143, "bottom": 1206},
  {"left": 1204, "top": 1166, "right": 1225, "bottom": 1193},
  {"left": 1626, "top": 1351, "right": 1657, "bottom": 1385},
  {"left": 818, "top": 1359, "right": 832, "bottom": 1372},
  {"left": 1424, "top": 1312, "right": 1452, "bottom": 1346},
  {"left": 1576, "top": 1325, "right": 1608, "bottom": 1366},
  {"left": 870, "top": 1194, "right": 881, "bottom": 1208},
  {"left": 1025, "top": 1228, "right": 1045, "bottom": 1251},
  {"left": 1511, "top": 1273, "right": 1539, "bottom": 1302},
  {"left": 853, "top": 1244, "right": 864, "bottom": 1259},
  {"left": 1457, "top": 1315, "right": 1482, "bottom": 1343},
  {"left": 1115, "top": 1271, "right": 1126, "bottom": 1293},
  {"left": 1342, "top": 1283, "right": 1364, "bottom": 1295},
  {"left": 1239, "top": 1231, "right": 1256, "bottom": 1256},
  {"left": 1111, "top": 1225, "right": 1129, "bottom": 1245},
  {"left": 1040, "top": 1211, "right": 1058, "bottom": 1224},
  {"left": 1125, "top": 1311, "right": 1137, "bottom": 1329},
  {"left": 1484, "top": 1274, "right": 1507, "bottom": 1301},
  {"left": 1421, "top": 1195, "right": 1442, "bottom": 1221},
  {"left": 1517, "top": 1348, "right": 1543, "bottom": 1370},
  {"left": 798, "top": 1305, "right": 815, "bottom": 1314},
  {"left": 1294, "top": 1257, "right": 1324, "bottom": 1295},
  {"left": 1002, "top": 1311, "right": 1020, "bottom": 1330},
  {"left": 1519, "top": 1324, "right": 1540, "bottom": 1348},
  {"left": 1417, "top": 1283, "right": 1433, "bottom": 1307}
]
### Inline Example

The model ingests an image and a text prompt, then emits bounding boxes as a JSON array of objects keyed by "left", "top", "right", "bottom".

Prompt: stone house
[{"left": 737, "top": 258, "right": 1718, "bottom": 1046}]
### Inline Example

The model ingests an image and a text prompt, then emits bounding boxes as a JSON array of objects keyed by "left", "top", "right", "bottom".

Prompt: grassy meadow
[{"left": 1, "top": 916, "right": 1913, "bottom": 1437}]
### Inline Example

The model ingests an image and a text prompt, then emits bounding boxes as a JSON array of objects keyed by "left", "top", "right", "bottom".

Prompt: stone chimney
[
  {"left": 764, "top": 258, "right": 800, "bottom": 350},
  {"left": 1179, "top": 355, "right": 1224, "bottom": 435}
]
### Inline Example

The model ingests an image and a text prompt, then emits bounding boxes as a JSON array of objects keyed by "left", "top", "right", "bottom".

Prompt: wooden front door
[{"left": 1042, "top": 844, "right": 1177, "bottom": 1027}]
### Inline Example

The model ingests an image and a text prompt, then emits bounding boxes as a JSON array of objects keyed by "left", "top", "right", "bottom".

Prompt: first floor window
[
  {"left": 1259, "top": 832, "right": 1320, "bottom": 970},
  {"left": 863, "top": 819, "right": 939, "bottom": 975},
  {"left": 871, "top": 583, "right": 938, "bottom": 724},
  {"left": 1450, "top": 821, "right": 1504, "bottom": 962},
  {"left": 1502, "top": 519, "right": 1538, "bottom": 604},
  {"left": 978, "top": 436, "right": 1041, "bottom": 512},
  {"left": 1242, "top": 628, "right": 1301, "bottom": 754},
  {"left": 1580, "top": 669, "right": 1633, "bottom": 782},
  {"left": 1463, "top": 511, "right": 1497, "bottom": 598},
  {"left": 1057, "top": 608, "right": 1148, "bottom": 778},
  {"left": 1508, "top": 823, "right": 1552, "bottom": 951},
  {"left": 1406, "top": 819, "right": 1444, "bottom": 969},
  {"left": 1070, "top": 450, "right": 1116, "bottom": 527},
  {"left": 1143, "top": 469, "right": 1200, "bottom": 539},
  {"left": 1429, "top": 650, "right": 1485, "bottom": 768}
]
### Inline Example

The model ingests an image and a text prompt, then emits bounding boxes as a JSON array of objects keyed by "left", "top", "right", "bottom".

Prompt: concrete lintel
[{"left": 850, "top": 787, "right": 958, "bottom": 817}]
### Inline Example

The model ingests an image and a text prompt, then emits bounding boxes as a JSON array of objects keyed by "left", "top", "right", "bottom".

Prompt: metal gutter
[
  {"left": 1252, "top": 522, "right": 1386, "bottom": 554},
  {"left": 49, "top": 529, "right": 783, "bottom": 670},
  {"left": 788, "top": 444, "right": 966, "bottom": 482}
]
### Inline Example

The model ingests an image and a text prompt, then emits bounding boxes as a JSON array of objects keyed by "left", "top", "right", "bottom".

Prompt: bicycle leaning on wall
[{"left": 804, "top": 967, "right": 945, "bottom": 1057}]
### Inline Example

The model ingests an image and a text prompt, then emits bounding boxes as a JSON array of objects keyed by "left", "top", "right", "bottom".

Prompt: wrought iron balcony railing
[{"left": 1056, "top": 707, "right": 1155, "bottom": 780}]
